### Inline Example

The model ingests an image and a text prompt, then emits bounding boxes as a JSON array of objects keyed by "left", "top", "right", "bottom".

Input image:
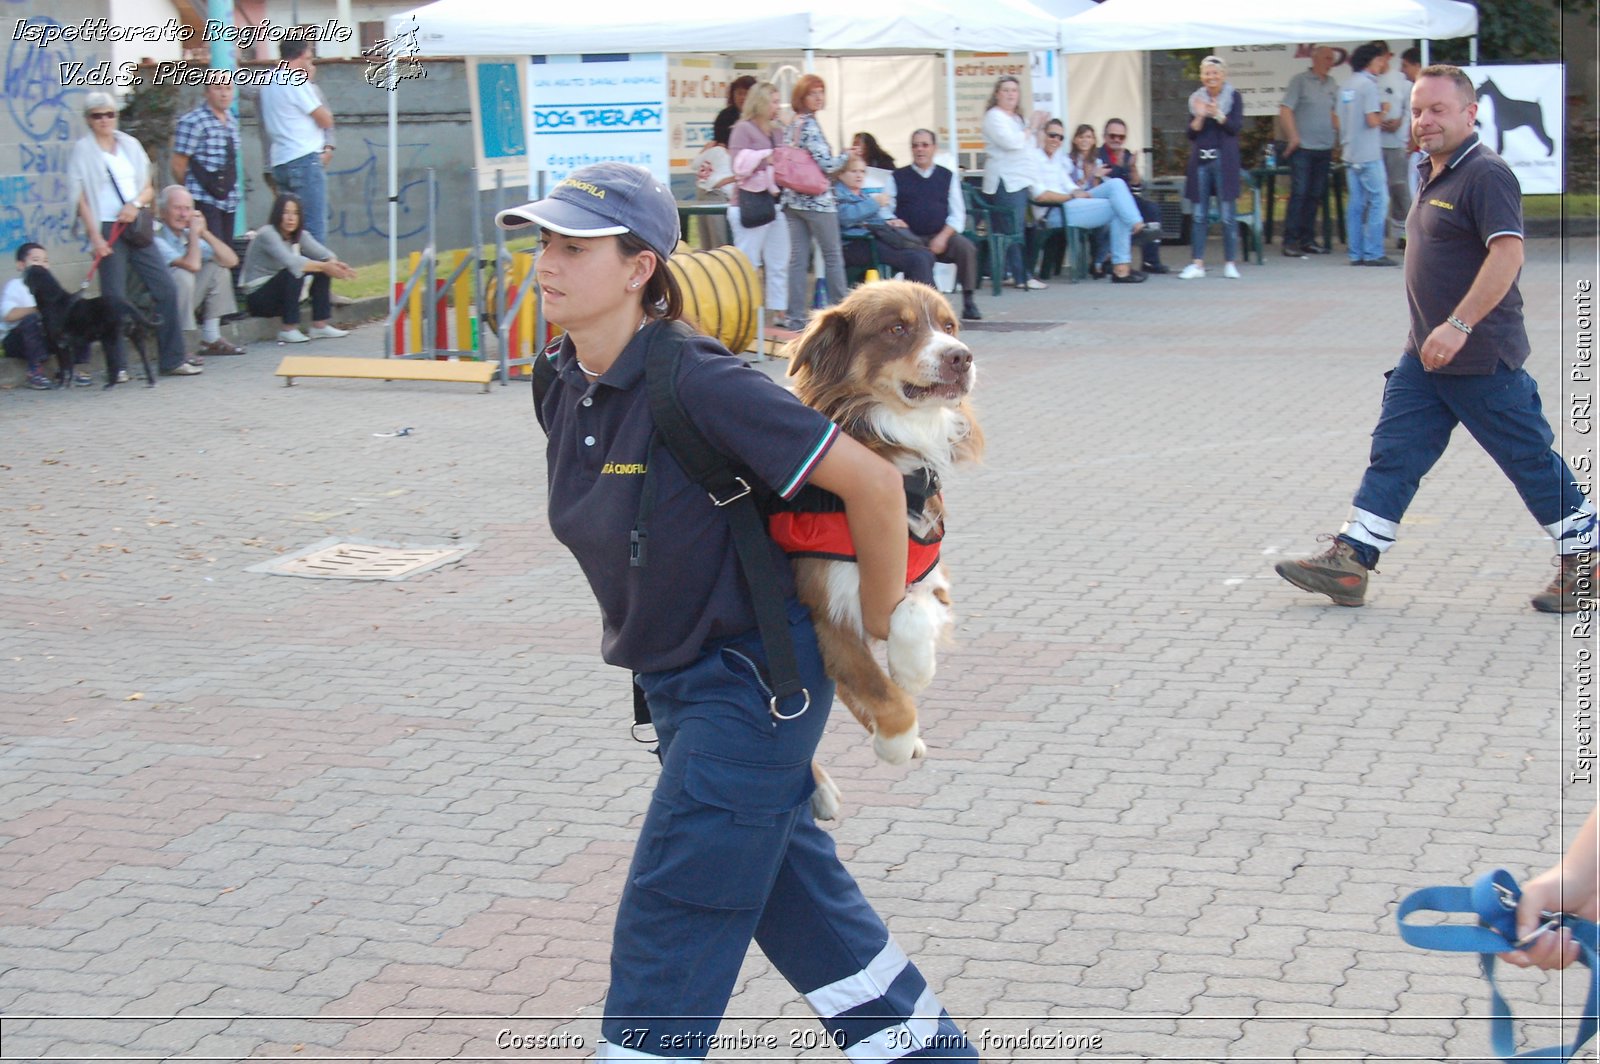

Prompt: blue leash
[{"left": 1396, "top": 869, "right": 1600, "bottom": 1062}]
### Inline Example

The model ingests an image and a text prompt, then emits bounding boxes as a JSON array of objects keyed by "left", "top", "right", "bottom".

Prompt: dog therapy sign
[{"left": 1461, "top": 65, "right": 1564, "bottom": 195}]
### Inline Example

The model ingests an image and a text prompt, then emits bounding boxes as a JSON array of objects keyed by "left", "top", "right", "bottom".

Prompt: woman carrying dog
[
  {"left": 501, "top": 161, "right": 976, "bottom": 1063},
  {"left": 67, "top": 92, "right": 195, "bottom": 377},
  {"left": 240, "top": 192, "right": 356, "bottom": 343}
]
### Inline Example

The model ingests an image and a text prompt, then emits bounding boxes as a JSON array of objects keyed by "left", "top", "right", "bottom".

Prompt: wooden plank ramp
[{"left": 275, "top": 356, "right": 496, "bottom": 392}]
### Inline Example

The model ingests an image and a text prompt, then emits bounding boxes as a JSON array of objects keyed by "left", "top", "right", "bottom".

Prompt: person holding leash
[{"left": 499, "top": 161, "right": 977, "bottom": 1062}]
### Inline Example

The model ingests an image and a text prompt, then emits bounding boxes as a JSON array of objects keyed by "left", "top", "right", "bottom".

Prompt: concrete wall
[{"left": 3, "top": 2, "right": 115, "bottom": 284}]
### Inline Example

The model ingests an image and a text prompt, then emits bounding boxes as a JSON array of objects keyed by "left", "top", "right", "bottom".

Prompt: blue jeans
[
  {"left": 1284, "top": 147, "right": 1331, "bottom": 248},
  {"left": 604, "top": 601, "right": 976, "bottom": 1061},
  {"left": 1344, "top": 159, "right": 1388, "bottom": 263},
  {"left": 98, "top": 221, "right": 186, "bottom": 372},
  {"left": 1190, "top": 159, "right": 1238, "bottom": 262},
  {"left": 985, "top": 184, "right": 1030, "bottom": 283},
  {"left": 1063, "top": 178, "right": 1142, "bottom": 265},
  {"left": 1342, "top": 353, "right": 1597, "bottom": 555},
  {"left": 272, "top": 151, "right": 328, "bottom": 244}
]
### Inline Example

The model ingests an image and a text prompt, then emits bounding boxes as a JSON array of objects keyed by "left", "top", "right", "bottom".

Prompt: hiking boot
[
  {"left": 1531, "top": 553, "right": 1593, "bottom": 614},
  {"left": 1275, "top": 535, "right": 1370, "bottom": 606},
  {"left": 961, "top": 297, "right": 982, "bottom": 321}
]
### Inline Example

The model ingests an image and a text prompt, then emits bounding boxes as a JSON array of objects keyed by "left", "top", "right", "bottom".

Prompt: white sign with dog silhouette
[{"left": 1461, "top": 65, "right": 1563, "bottom": 195}]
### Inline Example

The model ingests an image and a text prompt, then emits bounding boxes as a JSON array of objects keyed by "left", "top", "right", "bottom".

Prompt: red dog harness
[{"left": 768, "top": 469, "right": 945, "bottom": 585}]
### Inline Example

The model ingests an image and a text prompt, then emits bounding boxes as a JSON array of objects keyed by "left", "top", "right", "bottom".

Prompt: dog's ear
[{"left": 786, "top": 304, "right": 853, "bottom": 393}]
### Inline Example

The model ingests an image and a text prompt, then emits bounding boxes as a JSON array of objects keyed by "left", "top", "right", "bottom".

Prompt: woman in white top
[
  {"left": 980, "top": 75, "right": 1047, "bottom": 290},
  {"left": 66, "top": 92, "right": 192, "bottom": 376}
]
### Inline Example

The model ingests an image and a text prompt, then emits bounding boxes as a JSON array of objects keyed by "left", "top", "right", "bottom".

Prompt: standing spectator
[
  {"left": 3, "top": 243, "right": 72, "bottom": 389},
  {"left": 834, "top": 156, "right": 935, "bottom": 287},
  {"left": 260, "top": 40, "right": 333, "bottom": 243},
  {"left": 240, "top": 192, "right": 355, "bottom": 343},
  {"left": 980, "top": 74, "right": 1047, "bottom": 290},
  {"left": 713, "top": 75, "right": 755, "bottom": 148},
  {"left": 67, "top": 92, "right": 196, "bottom": 376},
  {"left": 1278, "top": 45, "right": 1339, "bottom": 256},
  {"left": 1339, "top": 42, "right": 1396, "bottom": 267},
  {"left": 891, "top": 129, "right": 983, "bottom": 320},
  {"left": 1181, "top": 56, "right": 1244, "bottom": 280},
  {"left": 781, "top": 74, "right": 851, "bottom": 323},
  {"left": 852, "top": 131, "right": 897, "bottom": 171},
  {"left": 171, "top": 75, "right": 241, "bottom": 242},
  {"left": 1098, "top": 117, "right": 1167, "bottom": 273},
  {"left": 1401, "top": 48, "right": 1427, "bottom": 208},
  {"left": 154, "top": 185, "right": 244, "bottom": 358},
  {"left": 728, "top": 81, "right": 792, "bottom": 328},
  {"left": 690, "top": 109, "right": 737, "bottom": 250},
  {"left": 1275, "top": 66, "right": 1596, "bottom": 613}
]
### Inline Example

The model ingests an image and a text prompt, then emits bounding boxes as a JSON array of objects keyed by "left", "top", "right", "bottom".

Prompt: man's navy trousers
[
  {"left": 1344, "top": 351, "right": 1595, "bottom": 554},
  {"left": 599, "top": 599, "right": 976, "bottom": 1062}
]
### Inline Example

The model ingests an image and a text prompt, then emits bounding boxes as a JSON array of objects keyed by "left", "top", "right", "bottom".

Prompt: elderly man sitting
[{"left": 154, "top": 184, "right": 244, "bottom": 357}]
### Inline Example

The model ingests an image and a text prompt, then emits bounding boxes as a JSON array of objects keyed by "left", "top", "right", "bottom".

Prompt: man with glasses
[
  {"left": 260, "top": 38, "right": 333, "bottom": 242},
  {"left": 889, "top": 129, "right": 983, "bottom": 320},
  {"left": 1097, "top": 118, "right": 1167, "bottom": 273}
]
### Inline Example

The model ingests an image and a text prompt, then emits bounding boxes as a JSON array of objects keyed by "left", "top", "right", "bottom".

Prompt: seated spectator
[
  {"left": 154, "top": 185, "right": 244, "bottom": 357},
  {"left": 240, "top": 192, "right": 356, "bottom": 343},
  {"left": 835, "top": 157, "right": 935, "bottom": 288},
  {"left": 2, "top": 242, "right": 72, "bottom": 389},
  {"left": 1029, "top": 121, "right": 1094, "bottom": 279},
  {"left": 891, "top": 129, "right": 982, "bottom": 320},
  {"left": 1097, "top": 118, "right": 1167, "bottom": 273},
  {"left": 1032, "top": 119, "right": 1151, "bottom": 284}
]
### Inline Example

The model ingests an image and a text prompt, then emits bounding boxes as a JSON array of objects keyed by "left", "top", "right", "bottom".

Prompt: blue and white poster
[
  {"left": 1461, "top": 65, "right": 1563, "bottom": 194},
  {"left": 528, "top": 53, "right": 670, "bottom": 189}
]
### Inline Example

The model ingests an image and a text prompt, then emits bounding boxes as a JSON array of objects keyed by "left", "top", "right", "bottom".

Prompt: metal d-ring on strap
[
  {"left": 769, "top": 689, "right": 811, "bottom": 721},
  {"left": 1396, "top": 868, "right": 1600, "bottom": 1062}
]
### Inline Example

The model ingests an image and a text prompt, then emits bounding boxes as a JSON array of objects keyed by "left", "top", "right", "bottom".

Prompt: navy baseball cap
[{"left": 496, "top": 162, "right": 680, "bottom": 261}]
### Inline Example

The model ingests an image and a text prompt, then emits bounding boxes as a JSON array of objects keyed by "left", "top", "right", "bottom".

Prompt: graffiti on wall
[
  {"left": 3, "top": 18, "right": 89, "bottom": 257},
  {"left": 325, "top": 137, "right": 430, "bottom": 241}
]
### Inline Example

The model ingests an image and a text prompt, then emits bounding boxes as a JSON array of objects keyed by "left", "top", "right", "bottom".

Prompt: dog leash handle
[{"left": 1396, "top": 869, "right": 1600, "bottom": 1062}]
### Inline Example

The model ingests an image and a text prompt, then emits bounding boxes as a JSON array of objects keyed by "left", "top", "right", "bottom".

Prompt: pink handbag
[{"left": 771, "top": 121, "right": 830, "bottom": 197}]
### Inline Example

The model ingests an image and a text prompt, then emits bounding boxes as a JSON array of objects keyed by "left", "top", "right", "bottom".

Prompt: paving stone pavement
[{"left": 2, "top": 239, "right": 1596, "bottom": 1063}]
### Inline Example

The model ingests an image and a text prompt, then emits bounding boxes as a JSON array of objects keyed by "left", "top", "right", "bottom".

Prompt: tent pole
[
  {"left": 805, "top": 48, "right": 815, "bottom": 74},
  {"left": 1056, "top": 48, "right": 1067, "bottom": 124},
  {"left": 387, "top": 48, "right": 398, "bottom": 358},
  {"left": 945, "top": 48, "right": 956, "bottom": 162},
  {"left": 1469, "top": 37, "right": 1478, "bottom": 63},
  {"left": 1421, "top": 40, "right": 1430, "bottom": 66}
]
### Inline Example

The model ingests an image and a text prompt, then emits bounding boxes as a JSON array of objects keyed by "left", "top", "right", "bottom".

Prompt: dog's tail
[{"left": 105, "top": 297, "right": 161, "bottom": 330}]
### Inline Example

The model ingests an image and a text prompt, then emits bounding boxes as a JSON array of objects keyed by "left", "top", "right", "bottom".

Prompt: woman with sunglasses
[
  {"left": 67, "top": 92, "right": 195, "bottom": 377},
  {"left": 498, "top": 161, "right": 978, "bottom": 1062},
  {"left": 1181, "top": 55, "right": 1245, "bottom": 280}
]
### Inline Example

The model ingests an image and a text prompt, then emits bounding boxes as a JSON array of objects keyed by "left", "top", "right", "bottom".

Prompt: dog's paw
[
  {"left": 873, "top": 725, "right": 925, "bottom": 765},
  {"left": 810, "top": 763, "right": 843, "bottom": 820},
  {"left": 887, "top": 596, "right": 940, "bottom": 694}
]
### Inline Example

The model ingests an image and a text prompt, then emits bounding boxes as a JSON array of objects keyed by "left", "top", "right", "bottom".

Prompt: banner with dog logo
[
  {"left": 528, "top": 53, "right": 671, "bottom": 189},
  {"left": 1461, "top": 65, "right": 1563, "bottom": 195}
]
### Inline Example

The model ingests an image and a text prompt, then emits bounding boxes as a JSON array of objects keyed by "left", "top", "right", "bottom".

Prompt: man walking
[
  {"left": 1275, "top": 66, "right": 1595, "bottom": 614},
  {"left": 1278, "top": 45, "right": 1339, "bottom": 256},
  {"left": 260, "top": 39, "right": 333, "bottom": 242},
  {"left": 1339, "top": 43, "right": 1395, "bottom": 267}
]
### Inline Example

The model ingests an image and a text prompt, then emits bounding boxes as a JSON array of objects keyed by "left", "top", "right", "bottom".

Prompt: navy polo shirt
[
  {"left": 1403, "top": 134, "right": 1528, "bottom": 375},
  {"left": 536, "top": 321, "right": 839, "bottom": 673}
]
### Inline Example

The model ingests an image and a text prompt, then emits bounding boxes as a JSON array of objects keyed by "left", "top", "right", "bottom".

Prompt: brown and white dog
[{"left": 782, "top": 280, "right": 983, "bottom": 818}]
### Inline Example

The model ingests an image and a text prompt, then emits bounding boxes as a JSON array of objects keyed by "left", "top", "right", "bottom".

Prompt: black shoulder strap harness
[{"left": 532, "top": 322, "right": 811, "bottom": 733}]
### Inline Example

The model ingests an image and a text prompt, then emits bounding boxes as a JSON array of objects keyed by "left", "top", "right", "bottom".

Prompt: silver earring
[{"left": 631, "top": 282, "right": 639, "bottom": 288}]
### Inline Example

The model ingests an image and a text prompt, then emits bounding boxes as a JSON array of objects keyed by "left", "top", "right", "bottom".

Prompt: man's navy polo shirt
[
  {"left": 536, "top": 321, "right": 839, "bottom": 673},
  {"left": 1403, "top": 133, "right": 1528, "bottom": 375}
]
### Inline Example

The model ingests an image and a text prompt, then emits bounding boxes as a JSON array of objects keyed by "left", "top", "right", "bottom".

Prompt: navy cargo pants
[
  {"left": 1341, "top": 352, "right": 1596, "bottom": 555},
  {"left": 599, "top": 601, "right": 976, "bottom": 1062}
]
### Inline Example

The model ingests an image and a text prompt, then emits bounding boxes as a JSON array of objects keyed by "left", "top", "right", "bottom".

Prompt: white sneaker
[
  {"left": 308, "top": 324, "right": 349, "bottom": 339},
  {"left": 1223, "top": 263, "right": 1241, "bottom": 279},
  {"left": 1179, "top": 264, "right": 1206, "bottom": 280},
  {"left": 278, "top": 328, "right": 310, "bottom": 343},
  {"left": 1022, "top": 278, "right": 1047, "bottom": 290}
]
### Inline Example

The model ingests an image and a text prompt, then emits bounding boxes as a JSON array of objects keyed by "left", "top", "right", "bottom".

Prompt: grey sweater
[{"left": 241, "top": 226, "right": 335, "bottom": 292}]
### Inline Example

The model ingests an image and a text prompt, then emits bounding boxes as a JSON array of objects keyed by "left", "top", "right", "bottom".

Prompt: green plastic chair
[{"left": 962, "top": 183, "right": 1028, "bottom": 296}]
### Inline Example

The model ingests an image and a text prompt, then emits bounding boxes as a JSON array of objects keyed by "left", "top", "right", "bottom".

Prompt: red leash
[{"left": 81, "top": 221, "right": 127, "bottom": 286}]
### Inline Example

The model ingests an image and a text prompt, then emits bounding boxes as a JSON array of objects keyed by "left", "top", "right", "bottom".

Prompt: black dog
[
  {"left": 1477, "top": 79, "right": 1556, "bottom": 157},
  {"left": 22, "top": 264, "right": 158, "bottom": 389}
]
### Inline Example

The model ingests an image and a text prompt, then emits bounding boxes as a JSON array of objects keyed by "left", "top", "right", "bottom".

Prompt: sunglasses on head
[{"left": 89, "top": 111, "right": 117, "bottom": 119}]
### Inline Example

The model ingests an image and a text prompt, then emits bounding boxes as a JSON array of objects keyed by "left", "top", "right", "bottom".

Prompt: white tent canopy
[
  {"left": 1060, "top": 0, "right": 1479, "bottom": 54},
  {"left": 395, "top": 0, "right": 1060, "bottom": 56}
]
